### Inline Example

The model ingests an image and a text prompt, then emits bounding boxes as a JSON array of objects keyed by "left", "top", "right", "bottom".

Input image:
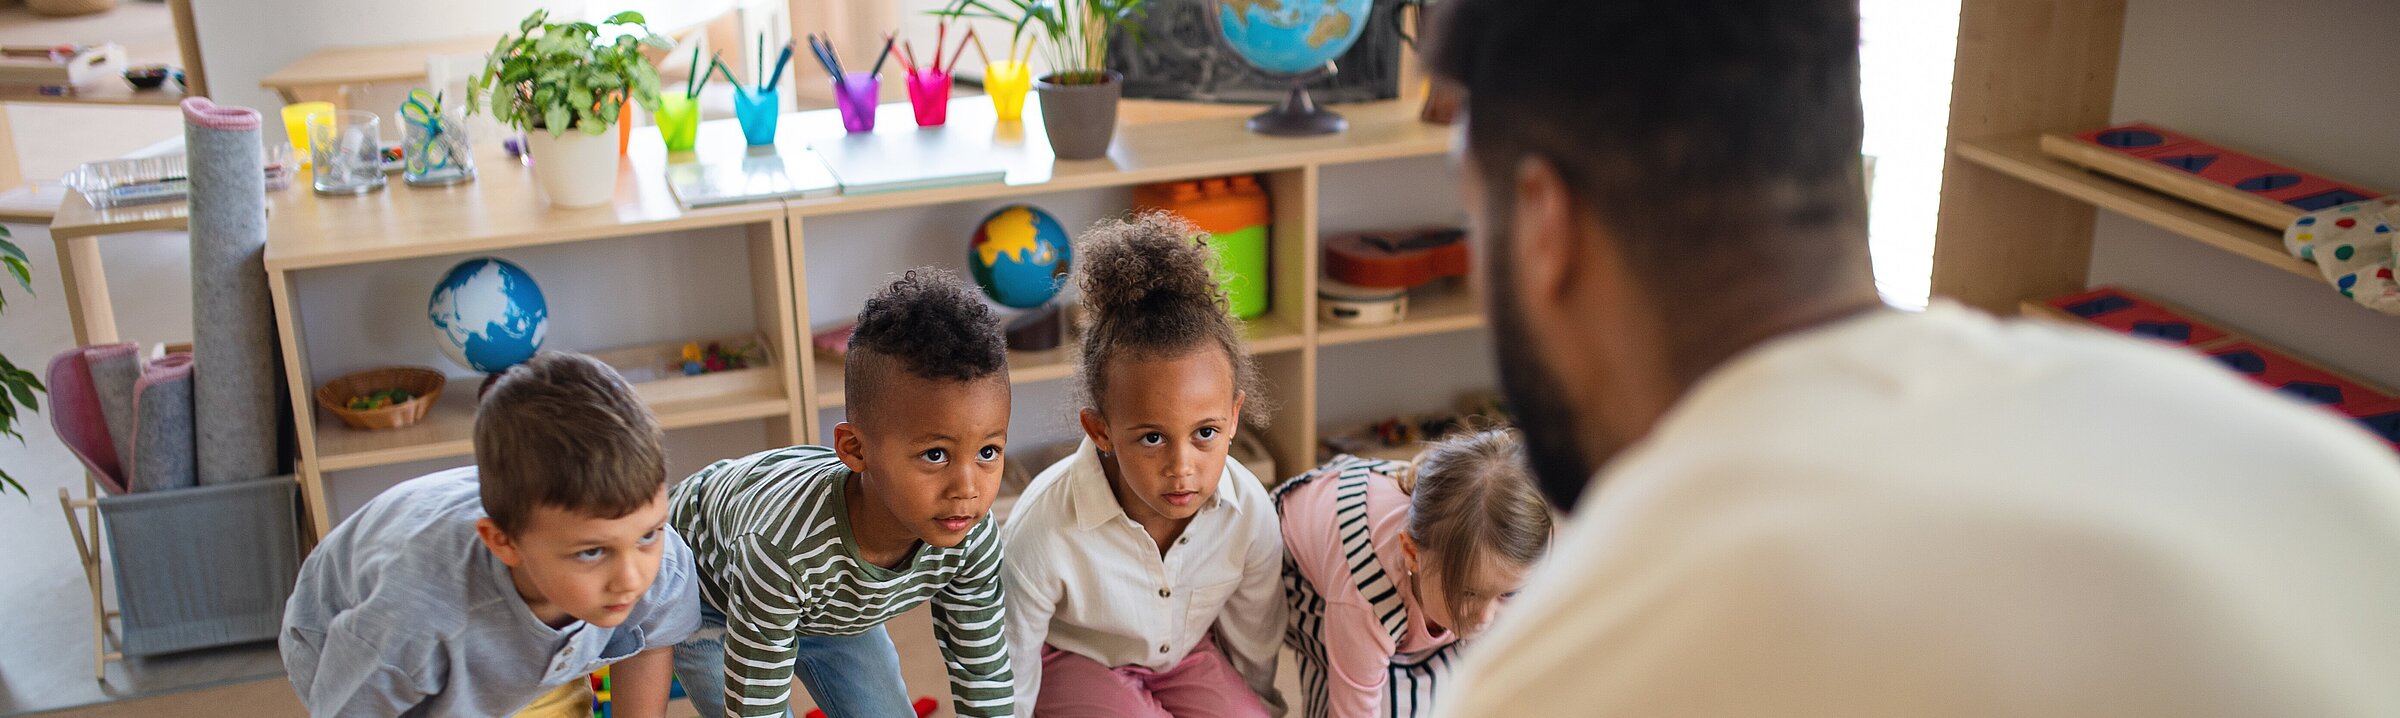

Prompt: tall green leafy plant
[
  {"left": 469, "top": 9, "right": 673, "bottom": 137},
  {"left": 935, "top": 0, "right": 1149, "bottom": 85},
  {"left": 0, "top": 226, "right": 44, "bottom": 497}
]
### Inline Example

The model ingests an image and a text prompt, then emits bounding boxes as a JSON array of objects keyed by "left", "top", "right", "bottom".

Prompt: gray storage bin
[{"left": 99, "top": 476, "right": 301, "bottom": 656}]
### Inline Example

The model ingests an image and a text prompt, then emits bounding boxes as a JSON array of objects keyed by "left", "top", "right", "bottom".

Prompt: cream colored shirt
[
  {"left": 1003, "top": 440, "right": 1288, "bottom": 714},
  {"left": 1440, "top": 304, "right": 2400, "bottom": 717}
]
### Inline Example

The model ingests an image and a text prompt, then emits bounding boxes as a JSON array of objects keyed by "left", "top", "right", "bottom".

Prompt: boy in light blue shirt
[{"left": 282, "top": 353, "right": 699, "bottom": 717}]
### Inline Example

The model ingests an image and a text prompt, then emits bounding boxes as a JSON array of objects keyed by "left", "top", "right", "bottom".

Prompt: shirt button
[
  {"left": 1158, "top": 587, "right": 1172, "bottom": 598},
  {"left": 1159, "top": 645, "right": 1170, "bottom": 654},
  {"left": 1177, "top": 537, "right": 1188, "bottom": 545}
]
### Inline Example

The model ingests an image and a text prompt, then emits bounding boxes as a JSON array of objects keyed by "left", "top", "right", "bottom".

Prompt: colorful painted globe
[
  {"left": 969, "top": 204, "right": 1072, "bottom": 309},
  {"left": 1214, "top": 0, "right": 1374, "bottom": 76},
  {"left": 428, "top": 257, "right": 549, "bottom": 373}
]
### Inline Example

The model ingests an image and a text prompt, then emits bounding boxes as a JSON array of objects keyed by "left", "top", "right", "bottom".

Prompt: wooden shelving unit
[
  {"left": 266, "top": 97, "right": 1474, "bottom": 536},
  {"left": 1950, "top": 134, "right": 2313, "bottom": 281}
]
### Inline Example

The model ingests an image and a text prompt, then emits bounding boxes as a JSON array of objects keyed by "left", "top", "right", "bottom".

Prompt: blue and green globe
[
  {"left": 1215, "top": 0, "right": 1374, "bottom": 76},
  {"left": 428, "top": 257, "right": 548, "bottom": 373},
  {"left": 969, "top": 205, "right": 1072, "bottom": 309}
]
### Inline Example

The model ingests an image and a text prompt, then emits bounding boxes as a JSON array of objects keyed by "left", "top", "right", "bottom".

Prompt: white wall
[
  {"left": 190, "top": 0, "right": 737, "bottom": 135},
  {"left": 2092, "top": 0, "right": 2400, "bottom": 389}
]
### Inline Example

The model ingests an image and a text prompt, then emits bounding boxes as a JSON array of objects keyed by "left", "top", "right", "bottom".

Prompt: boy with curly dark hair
[{"left": 668, "top": 268, "right": 1016, "bottom": 718}]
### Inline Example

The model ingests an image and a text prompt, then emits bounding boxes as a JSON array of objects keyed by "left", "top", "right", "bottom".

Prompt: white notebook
[
  {"left": 666, "top": 147, "right": 842, "bottom": 209},
  {"left": 810, "top": 127, "right": 1011, "bottom": 195}
]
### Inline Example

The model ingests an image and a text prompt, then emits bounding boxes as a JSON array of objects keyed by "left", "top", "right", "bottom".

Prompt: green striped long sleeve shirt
[{"left": 669, "top": 446, "right": 1013, "bottom": 718}]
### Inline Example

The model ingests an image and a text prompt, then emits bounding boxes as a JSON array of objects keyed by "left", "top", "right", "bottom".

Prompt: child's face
[
  {"left": 837, "top": 374, "right": 1011, "bottom": 549},
  {"left": 477, "top": 488, "right": 672, "bottom": 629},
  {"left": 1082, "top": 348, "right": 1246, "bottom": 529},
  {"left": 1409, "top": 543, "right": 1532, "bottom": 639}
]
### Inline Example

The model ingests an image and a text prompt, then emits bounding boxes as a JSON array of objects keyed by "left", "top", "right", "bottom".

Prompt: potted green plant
[
  {"left": 937, "top": 0, "right": 1149, "bottom": 160},
  {"left": 2, "top": 226, "right": 46, "bottom": 497},
  {"left": 469, "top": 9, "right": 671, "bottom": 207}
]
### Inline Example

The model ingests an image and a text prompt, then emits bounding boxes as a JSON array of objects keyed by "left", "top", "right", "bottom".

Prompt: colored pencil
[
  {"left": 901, "top": 40, "right": 920, "bottom": 75},
  {"left": 952, "top": 28, "right": 982, "bottom": 74},
  {"left": 684, "top": 45, "right": 701, "bottom": 97},
  {"left": 765, "top": 44, "right": 793, "bottom": 92},
  {"left": 868, "top": 33, "right": 895, "bottom": 76}
]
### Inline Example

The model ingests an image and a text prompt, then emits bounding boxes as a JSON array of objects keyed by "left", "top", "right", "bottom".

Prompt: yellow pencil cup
[{"left": 985, "top": 61, "right": 1030, "bottom": 122}]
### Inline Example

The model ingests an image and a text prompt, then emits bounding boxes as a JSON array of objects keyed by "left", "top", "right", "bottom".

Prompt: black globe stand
[{"left": 1248, "top": 82, "right": 1347, "bottom": 136}]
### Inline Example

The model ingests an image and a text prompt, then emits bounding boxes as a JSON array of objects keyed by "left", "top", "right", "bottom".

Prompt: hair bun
[{"left": 1076, "top": 211, "right": 1224, "bottom": 317}]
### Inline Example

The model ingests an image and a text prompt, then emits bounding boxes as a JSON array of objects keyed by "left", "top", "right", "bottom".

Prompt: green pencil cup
[
  {"left": 1212, "top": 224, "right": 1271, "bottom": 319},
  {"left": 657, "top": 94, "right": 700, "bottom": 152}
]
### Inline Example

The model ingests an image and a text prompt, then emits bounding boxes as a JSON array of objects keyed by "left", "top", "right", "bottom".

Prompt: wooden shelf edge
[
  {"left": 1319, "top": 314, "right": 1486, "bottom": 347},
  {"left": 1953, "top": 134, "right": 2318, "bottom": 281},
  {"left": 265, "top": 202, "right": 784, "bottom": 272},
  {"left": 315, "top": 386, "right": 790, "bottom": 472}
]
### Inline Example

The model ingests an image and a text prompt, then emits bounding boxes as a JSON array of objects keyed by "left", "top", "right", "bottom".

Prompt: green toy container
[{"left": 1135, "top": 175, "right": 1273, "bottom": 319}]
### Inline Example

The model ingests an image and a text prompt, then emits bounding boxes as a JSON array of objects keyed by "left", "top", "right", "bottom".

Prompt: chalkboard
[{"left": 1109, "top": 0, "right": 1411, "bottom": 105}]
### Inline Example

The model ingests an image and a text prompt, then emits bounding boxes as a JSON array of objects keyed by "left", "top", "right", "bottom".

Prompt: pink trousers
[{"left": 1036, "top": 637, "right": 1270, "bottom": 718}]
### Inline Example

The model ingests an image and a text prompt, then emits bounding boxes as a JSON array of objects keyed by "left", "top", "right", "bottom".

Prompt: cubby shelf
[
  {"left": 812, "top": 315, "right": 1311, "bottom": 410},
  {"left": 1951, "top": 133, "right": 2316, "bottom": 281},
  {"left": 314, "top": 377, "right": 792, "bottom": 472},
  {"left": 268, "top": 96, "right": 1468, "bottom": 537}
]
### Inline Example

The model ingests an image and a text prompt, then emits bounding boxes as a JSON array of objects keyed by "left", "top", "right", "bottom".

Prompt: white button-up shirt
[{"left": 1002, "top": 439, "right": 1287, "bottom": 714}]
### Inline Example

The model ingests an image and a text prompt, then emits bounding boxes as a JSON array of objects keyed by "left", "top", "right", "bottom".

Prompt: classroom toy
[
  {"left": 400, "top": 89, "right": 476, "bottom": 186},
  {"left": 1319, "top": 278, "right": 1406, "bottom": 327},
  {"left": 0, "top": 43, "right": 124, "bottom": 92},
  {"left": 428, "top": 257, "right": 549, "bottom": 374},
  {"left": 2042, "top": 287, "right": 2228, "bottom": 347},
  {"left": 1134, "top": 175, "right": 1273, "bottom": 318},
  {"left": 971, "top": 204, "right": 1073, "bottom": 350},
  {"left": 1323, "top": 227, "right": 1470, "bottom": 290},
  {"left": 2042, "top": 122, "right": 2384, "bottom": 229},
  {"left": 1213, "top": 0, "right": 1372, "bottom": 135}
]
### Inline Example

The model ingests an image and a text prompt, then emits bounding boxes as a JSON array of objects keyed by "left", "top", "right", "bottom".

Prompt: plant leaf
[
  {"left": 0, "top": 468, "right": 25, "bottom": 498},
  {"left": 5, "top": 375, "right": 35, "bottom": 415},
  {"left": 0, "top": 235, "right": 24, "bottom": 263},
  {"left": 544, "top": 105, "right": 571, "bottom": 134},
  {"left": 605, "top": 10, "right": 647, "bottom": 26},
  {"left": 3, "top": 256, "right": 28, "bottom": 294}
]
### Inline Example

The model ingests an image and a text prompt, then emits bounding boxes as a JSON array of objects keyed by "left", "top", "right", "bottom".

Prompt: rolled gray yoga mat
[
  {"left": 183, "top": 98, "right": 280, "bottom": 485},
  {"left": 130, "top": 353, "right": 197, "bottom": 493},
  {"left": 85, "top": 343, "right": 141, "bottom": 472}
]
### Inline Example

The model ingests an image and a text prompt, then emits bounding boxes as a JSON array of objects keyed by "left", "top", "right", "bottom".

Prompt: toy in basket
[{"left": 314, "top": 366, "right": 446, "bottom": 430}]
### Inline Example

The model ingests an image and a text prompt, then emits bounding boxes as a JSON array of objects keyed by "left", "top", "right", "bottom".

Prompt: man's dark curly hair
[{"left": 845, "top": 268, "right": 1008, "bottom": 424}]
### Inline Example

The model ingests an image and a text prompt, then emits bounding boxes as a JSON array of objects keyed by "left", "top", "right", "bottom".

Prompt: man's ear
[
  {"left": 833, "top": 421, "right": 869, "bottom": 473},
  {"left": 476, "top": 517, "right": 521, "bottom": 568},
  {"left": 1078, "top": 408, "right": 1113, "bottom": 455},
  {"left": 1512, "top": 155, "right": 1584, "bottom": 311}
]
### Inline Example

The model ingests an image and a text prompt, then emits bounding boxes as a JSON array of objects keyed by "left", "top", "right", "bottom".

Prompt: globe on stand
[
  {"left": 1212, "top": 0, "right": 1375, "bottom": 136},
  {"left": 968, "top": 204, "right": 1074, "bottom": 350}
]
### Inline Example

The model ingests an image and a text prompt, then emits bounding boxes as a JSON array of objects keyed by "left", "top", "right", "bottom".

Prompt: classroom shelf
[
  {"left": 1317, "top": 287, "right": 1485, "bottom": 347},
  {"left": 0, "top": 82, "right": 186, "bottom": 108},
  {"left": 812, "top": 314, "right": 1310, "bottom": 410},
  {"left": 313, "top": 376, "right": 792, "bottom": 471},
  {"left": 1951, "top": 134, "right": 2317, "bottom": 281}
]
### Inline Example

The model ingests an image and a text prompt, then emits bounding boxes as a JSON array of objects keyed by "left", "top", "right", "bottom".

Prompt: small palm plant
[
  {"left": 1, "top": 225, "right": 45, "bottom": 497},
  {"left": 935, "top": 0, "right": 1150, "bottom": 85}
]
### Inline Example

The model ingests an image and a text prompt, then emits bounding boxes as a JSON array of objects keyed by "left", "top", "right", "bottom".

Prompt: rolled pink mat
[
  {"left": 180, "top": 97, "right": 260, "bottom": 131},
  {"left": 44, "top": 348, "right": 129, "bottom": 494},
  {"left": 129, "top": 353, "right": 197, "bottom": 493},
  {"left": 83, "top": 343, "right": 141, "bottom": 475}
]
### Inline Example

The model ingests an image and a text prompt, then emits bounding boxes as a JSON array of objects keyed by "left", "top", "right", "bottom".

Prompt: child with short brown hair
[
  {"left": 1002, "top": 212, "right": 1286, "bottom": 717},
  {"left": 283, "top": 352, "right": 698, "bottom": 718}
]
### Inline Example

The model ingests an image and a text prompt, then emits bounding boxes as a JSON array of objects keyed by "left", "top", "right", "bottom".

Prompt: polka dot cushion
[{"left": 2284, "top": 196, "right": 2400, "bottom": 315}]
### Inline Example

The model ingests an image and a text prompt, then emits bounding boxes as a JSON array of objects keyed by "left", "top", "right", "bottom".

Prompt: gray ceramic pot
[{"left": 1036, "top": 70, "right": 1124, "bottom": 161}]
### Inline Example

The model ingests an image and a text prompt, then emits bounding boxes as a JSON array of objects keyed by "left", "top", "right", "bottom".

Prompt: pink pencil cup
[{"left": 906, "top": 70, "right": 951, "bottom": 127}]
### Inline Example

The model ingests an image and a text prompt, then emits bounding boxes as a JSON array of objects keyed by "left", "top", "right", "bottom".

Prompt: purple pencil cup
[
  {"left": 906, "top": 70, "right": 951, "bottom": 127},
  {"left": 834, "top": 72, "right": 879, "bottom": 133}
]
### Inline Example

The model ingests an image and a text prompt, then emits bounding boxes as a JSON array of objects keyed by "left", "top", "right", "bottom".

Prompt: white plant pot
[{"left": 525, "top": 126, "right": 619, "bottom": 208}]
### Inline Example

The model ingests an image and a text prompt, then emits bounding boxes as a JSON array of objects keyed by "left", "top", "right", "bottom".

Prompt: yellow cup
[
  {"left": 281, "top": 101, "right": 335, "bottom": 166},
  {"left": 985, "top": 61, "right": 1030, "bottom": 122}
]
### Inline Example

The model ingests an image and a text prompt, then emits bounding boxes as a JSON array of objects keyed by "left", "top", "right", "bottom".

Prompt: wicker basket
[
  {"left": 315, "top": 367, "right": 445, "bottom": 430},
  {"left": 26, "top": 0, "right": 116, "bottom": 17}
]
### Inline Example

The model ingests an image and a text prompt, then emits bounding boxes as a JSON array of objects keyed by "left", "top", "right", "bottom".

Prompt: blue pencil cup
[{"left": 734, "top": 87, "right": 779, "bottom": 146}]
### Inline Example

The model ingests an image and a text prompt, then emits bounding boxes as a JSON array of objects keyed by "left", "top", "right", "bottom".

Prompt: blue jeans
[{"left": 673, "top": 604, "right": 914, "bottom": 718}]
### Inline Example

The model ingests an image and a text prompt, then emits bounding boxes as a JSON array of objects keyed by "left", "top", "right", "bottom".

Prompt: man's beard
[{"left": 1485, "top": 221, "right": 1608, "bottom": 511}]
